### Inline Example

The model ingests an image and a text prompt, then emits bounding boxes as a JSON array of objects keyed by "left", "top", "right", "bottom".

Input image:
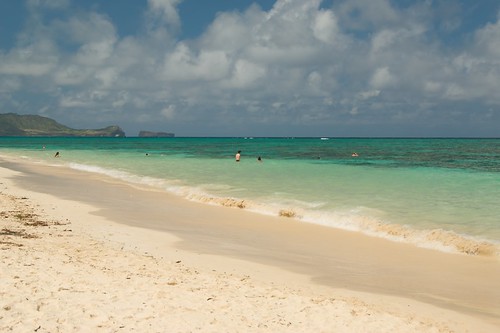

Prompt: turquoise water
[{"left": 1, "top": 137, "right": 499, "bottom": 256}]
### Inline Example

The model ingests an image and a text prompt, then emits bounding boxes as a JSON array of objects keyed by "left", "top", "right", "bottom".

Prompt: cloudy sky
[{"left": 1, "top": 0, "right": 500, "bottom": 137}]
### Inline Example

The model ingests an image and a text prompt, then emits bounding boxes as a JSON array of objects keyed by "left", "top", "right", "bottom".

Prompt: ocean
[{"left": 1, "top": 137, "right": 499, "bottom": 257}]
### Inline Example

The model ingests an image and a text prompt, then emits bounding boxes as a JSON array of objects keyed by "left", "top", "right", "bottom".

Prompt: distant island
[
  {"left": 138, "top": 131, "right": 175, "bottom": 138},
  {"left": 0, "top": 113, "right": 125, "bottom": 137}
]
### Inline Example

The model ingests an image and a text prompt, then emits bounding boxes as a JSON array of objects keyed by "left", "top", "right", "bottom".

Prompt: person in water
[
  {"left": 235, "top": 150, "right": 241, "bottom": 162},
  {"left": 54, "top": 151, "right": 60, "bottom": 158}
]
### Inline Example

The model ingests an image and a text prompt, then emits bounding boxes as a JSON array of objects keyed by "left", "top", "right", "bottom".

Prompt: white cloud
[
  {"left": 370, "top": 67, "right": 396, "bottom": 89},
  {"left": 1, "top": 0, "right": 500, "bottom": 136},
  {"left": 225, "top": 59, "right": 266, "bottom": 89},
  {"left": 163, "top": 43, "right": 230, "bottom": 81},
  {"left": 161, "top": 105, "right": 176, "bottom": 119},
  {"left": 53, "top": 65, "right": 88, "bottom": 85},
  {"left": 198, "top": 11, "right": 253, "bottom": 52},
  {"left": 59, "top": 96, "right": 92, "bottom": 108},
  {"left": 307, "top": 71, "right": 322, "bottom": 91},
  {"left": 0, "top": 60, "right": 53, "bottom": 76},
  {"left": 111, "top": 91, "right": 129, "bottom": 109},
  {"left": 147, "top": 0, "right": 182, "bottom": 29},
  {"left": 336, "top": 0, "right": 400, "bottom": 31},
  {"left": 312, "top": 10, "right": 340, "bottom": 44},
  {"left": 95, "top": 68, "right": 118, "bottom": 89},
  {"left": 0, "top": 37, "right": 58, "bottom": 76},
  {"left": 359, "top": 90, "right": 380, "bottom": 99},
  {"left": 371, "top": 29, "right": 398, "bottom": 53},
  {"left": 441, "top": 15, "right": 500, "bottom": 103},
  {"left": 56, "top": 12, "right": 117, "bottom": 45},
  {"left": 423, "top": 81, "right": 442, "bottom": 94},
  {"left": 267, "top": 0, "right": 322, "bottom": 21},
  {"left": 472, "top": 13, "right": 500, "bottom": 57},
  {"left": 74, "top": 40, "right": 115, "bottom": 67},
  {"left": 246, "top": 44, "right": 317, "bottom": 66}
]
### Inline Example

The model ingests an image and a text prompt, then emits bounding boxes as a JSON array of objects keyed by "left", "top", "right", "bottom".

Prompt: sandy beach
[{"left": 1, "top": 158, "right": 499, "bottom": 332}]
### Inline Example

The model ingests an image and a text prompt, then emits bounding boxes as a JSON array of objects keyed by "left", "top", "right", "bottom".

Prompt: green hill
[{"left": 0, "top": 113, "right": 126, "bottom": 137}]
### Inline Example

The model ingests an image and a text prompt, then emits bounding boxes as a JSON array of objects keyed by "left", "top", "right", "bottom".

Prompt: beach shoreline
[{"left": 1, "top": 158, "right": 499, "bottom": 332}]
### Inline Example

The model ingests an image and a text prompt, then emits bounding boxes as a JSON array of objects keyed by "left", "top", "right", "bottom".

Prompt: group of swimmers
[
  {"left": 236, "top": 150, "right": 359, "bottom": 162},
  {"left": 54, "top": 149, "right": 357, "bottom": 161},
  {"left": 235, "top": 150, "right": 262, "bottom": 162}
]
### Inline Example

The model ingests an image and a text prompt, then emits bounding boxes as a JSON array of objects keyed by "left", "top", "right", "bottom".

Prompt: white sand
[{"left": 1, "top": 164, "right": 498, "bottom": 332}]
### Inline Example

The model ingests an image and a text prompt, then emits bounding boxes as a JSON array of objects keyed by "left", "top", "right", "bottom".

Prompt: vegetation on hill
[{"left": 0, "top": 113, "right": 126, "bottom": 137}]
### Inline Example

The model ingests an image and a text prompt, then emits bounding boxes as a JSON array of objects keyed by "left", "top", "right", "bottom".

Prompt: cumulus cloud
[
  {"left": 335, "top": 0, "right": 400, "bottom": 31},
  {"left": 224, "top": 59, "right": 266, "bottom": 89},
  {"left": 0, "top": 0, "right": 500, "bottom": 136},
  {"left": 147, "top": 0, "right": 182, "bottom": 29},
  {"left": 312, "top": 10, "right": 340, "bottom": 44},
  {"left": 370, "top": 67, "right": 396, "bottom": 89},
  {"left": 161, "top": 105, "right": 176, "bottom": 119},
  {"left": 163, "top": 44, "right": 230, "bottom": 81}
]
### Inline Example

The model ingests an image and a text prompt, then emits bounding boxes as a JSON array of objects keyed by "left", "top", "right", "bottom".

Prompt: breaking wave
[{"left": 67, "top": 162, "right": 500, "bottom": 258}]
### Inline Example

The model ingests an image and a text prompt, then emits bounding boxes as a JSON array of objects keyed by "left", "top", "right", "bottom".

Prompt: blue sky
[{"left": 1, "top": 0, "right": 500, "bottom": 137}]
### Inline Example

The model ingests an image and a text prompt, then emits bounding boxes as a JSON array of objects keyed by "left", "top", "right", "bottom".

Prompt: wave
[
  {"left": 363, "top": 218, "right": 498, "bottom": 256},
  {"left": 67, "top": 162, "right": 500, "bottom": 259},
  {"left": 171, "top": 190, "right": 500, "bottom": 258}
]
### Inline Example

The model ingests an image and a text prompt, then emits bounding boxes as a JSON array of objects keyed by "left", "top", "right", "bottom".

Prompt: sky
[{"left": 1, "top": 0, "right": 500, "bottom": 137}]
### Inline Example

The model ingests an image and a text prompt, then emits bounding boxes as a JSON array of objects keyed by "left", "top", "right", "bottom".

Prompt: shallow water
[{"left": 1, "top": 137, "right": 499, "bottom": 256}]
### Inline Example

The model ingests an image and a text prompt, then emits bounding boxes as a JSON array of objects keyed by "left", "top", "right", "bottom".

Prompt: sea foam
[{"left": 66, "top": 162, "right": 500, "bottom": 258}]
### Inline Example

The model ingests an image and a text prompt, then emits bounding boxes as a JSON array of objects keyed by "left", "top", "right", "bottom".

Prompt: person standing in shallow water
[{"left": 235, "top": 150, "right": 241, "bottom": 162}]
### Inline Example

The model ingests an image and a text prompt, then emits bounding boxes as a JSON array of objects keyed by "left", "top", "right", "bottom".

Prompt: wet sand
[{"left": 1, "top": 158, "right": 499, "bottom": 332}]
